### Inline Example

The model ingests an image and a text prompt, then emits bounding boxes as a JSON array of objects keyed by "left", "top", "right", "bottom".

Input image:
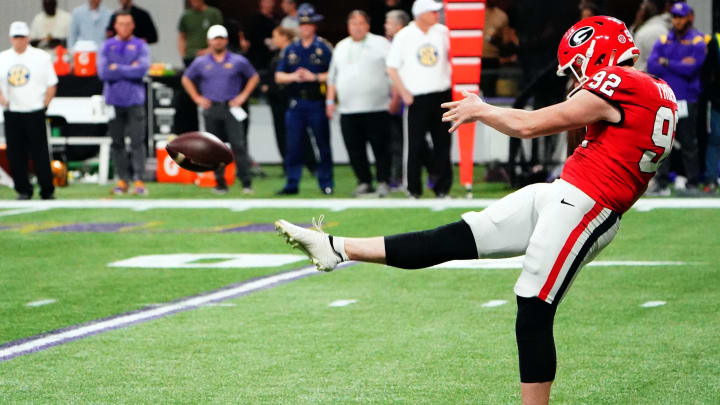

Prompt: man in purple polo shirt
[
  {"left": 182, "top": 24, "right": 259, "bottom": 195},
  {"left": 647, "top": 1, "right": 707, "bottom": 195},
  {"left": 98, "top": 11, "right": 150, "bottom": 195}
]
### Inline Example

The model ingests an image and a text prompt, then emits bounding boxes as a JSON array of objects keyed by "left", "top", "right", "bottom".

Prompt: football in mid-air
[{"left": 165, "top": 131, "right": 233, "bottom": 172}]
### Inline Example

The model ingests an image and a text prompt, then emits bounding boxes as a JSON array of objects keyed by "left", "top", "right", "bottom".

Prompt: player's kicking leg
[{"left": 274, "top": 218, "right": 478, "bottom": 271}]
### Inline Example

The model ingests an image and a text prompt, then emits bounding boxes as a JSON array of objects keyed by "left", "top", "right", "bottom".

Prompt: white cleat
[{"left": 275, "top": 217, "right": 342, "bottom": 272}]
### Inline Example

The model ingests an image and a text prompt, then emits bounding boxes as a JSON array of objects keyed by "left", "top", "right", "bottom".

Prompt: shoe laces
[{"left": 311, "top": 215, "right": 325, "bottom": 232}]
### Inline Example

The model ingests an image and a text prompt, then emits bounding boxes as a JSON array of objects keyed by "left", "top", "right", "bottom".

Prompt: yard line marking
[
  {"left": 0, "top": 207, "right": 49, "bottom": 217},
  {"left": 481, "top": 300, "right": 508, "bottom": 307},
  {"left": 202, "top": 303, "right": 236, "bottom": 307},
  {"left": 0, "top": 262, "right": 354, "bottom": 363},
  {"left": 109, "top": 253, "right": 306, "bottom": 269},
  {"left": 0, "top": 198, "right": 717, "bottom": 213},
  {"left": 25, "top": 299, "right": 57, "bottom": 307},
  {"left": 433, "top": 258, "right": 687, "bottom": 269},
  {"left": 641, "top": 301, "right": 667, "bottom": 308},
  {"left": 329, "top": 299, "right": 357, "bottom": 307}
]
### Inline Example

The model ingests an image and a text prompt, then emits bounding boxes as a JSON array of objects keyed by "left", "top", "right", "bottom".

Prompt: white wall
[{"left": 0, "top": 0, "right": 183, "bottom": 67}]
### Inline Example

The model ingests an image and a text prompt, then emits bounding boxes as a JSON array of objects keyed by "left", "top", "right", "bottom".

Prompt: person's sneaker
[
  {"left": 677, "top": 185, "right": 701, "bottom": 197},
  {"left": 41, "top": 194, "right": 55, "bottom": 200},
  {"left": 133, "top": 180, "right": 148, "bottom": 196},
  {"left": 275, "top": 217, "right": 342, "bottom": 272},
  {"left": 352, "top": 183, "right": 373, "bottom": 197},
  {"left": 321, "top": 186, "right": 334, "bottom": 195},
  {"left": 213, "top": 185, "right": 229, "bottom": 195},
  {"left": 112, "top": 180, "right": 128, "bottom": 195},
  {"left": 16, "top": 193, "right": 31, "bottom": 200},
  {"left": 242, "top": 187, "right": 254, "bottom": 195},
  {"left": 703, "top": 183, "right": 717, "bottom": 195},
  {"left": 645, "top": 183, "right": 670, "bottom": 197},
  {"left": 276, "top": 188, "right": 299, "bottom": 196},
  {"left": 376, "top": 182, "right": 390, "bottom": 198}
]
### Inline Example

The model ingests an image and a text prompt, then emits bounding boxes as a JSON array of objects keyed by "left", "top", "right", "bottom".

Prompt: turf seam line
[{"left": 0, "top": 262, "right": 355, "bottom": 363}]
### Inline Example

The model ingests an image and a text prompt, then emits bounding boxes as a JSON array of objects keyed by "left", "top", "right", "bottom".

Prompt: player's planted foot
[{"left": 275, "top": 216, "right": 347, "bottom": 271}]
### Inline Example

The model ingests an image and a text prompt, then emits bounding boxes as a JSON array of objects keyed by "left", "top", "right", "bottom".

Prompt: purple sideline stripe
[
  {"left": 222, "top": 223, "right": 312, "bottom": 233},
  {"left": 41, "top": 223, "right": 140, "bottom": 233},
  {"left": 0, "top": 262, "right": 355, "bottom": 362}
]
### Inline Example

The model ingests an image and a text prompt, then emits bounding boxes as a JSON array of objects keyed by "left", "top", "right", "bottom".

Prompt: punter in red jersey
[{"left": 274, "top": 16, "right": 676, "bottom": 405}]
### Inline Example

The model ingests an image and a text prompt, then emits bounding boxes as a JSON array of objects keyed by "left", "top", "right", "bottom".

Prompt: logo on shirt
[
  {"left": 417, "top": 44, "right": 439, "bottom": 67},
  {"left": 7, "top": 65, "right": 29, "bottom": 87},
  {"left": 569, "top": 26, "right": 594, "bottom": 47},
  {"left": 288, "top": 52, "right": 299, "bottom": 65},
  {"left": 127, "top": 44, "right": 136, "bottom": 51},
  {"left": 224, "top": 63, "right": 233, "bottom": 69}
]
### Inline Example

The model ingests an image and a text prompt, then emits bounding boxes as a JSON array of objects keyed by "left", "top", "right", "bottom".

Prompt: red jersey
[{"left": 561, "top": 66, "right": 678, "bottom": 213}]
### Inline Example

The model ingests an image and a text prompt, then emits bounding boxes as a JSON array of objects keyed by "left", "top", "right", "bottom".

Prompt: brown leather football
[{"left": 165, "top": 132, "right": 233, "bottom": 172}]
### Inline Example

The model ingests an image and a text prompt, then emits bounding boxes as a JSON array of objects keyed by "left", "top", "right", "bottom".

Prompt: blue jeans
[{"left": 706, "top": 109, "right": 720, "bottom": 184}]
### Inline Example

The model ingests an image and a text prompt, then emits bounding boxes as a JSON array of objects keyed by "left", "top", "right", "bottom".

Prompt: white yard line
[
  {"left": 0, "top": 198, "right": 717, "bottom": 214},
  {"left": 329, "top": 299, "right": 358, "bottom": 307},
  {"left": 641, "top": 301, "right": 667, "bottom": 308},
  {"left": 481, "top": 300, "right": 508, "bottom": 308},
  {"left": 25, "top": 299, "right": 57, "bottom": 307},
  {"left": 0, "top": 207, "right": 49, "bottom": 218}
]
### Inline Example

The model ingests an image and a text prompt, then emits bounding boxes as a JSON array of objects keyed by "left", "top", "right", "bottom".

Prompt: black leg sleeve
[
  {"left": 516, "top": 296, "right": 558, "bottom": 383},
  {"left": 384, "top": 220, "right": 478, "bottom": 269}
]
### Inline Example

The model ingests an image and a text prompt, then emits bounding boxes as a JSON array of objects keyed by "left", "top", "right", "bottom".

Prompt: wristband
[{"left": 326, "top": 99, "right": 335, "bottom": 106}]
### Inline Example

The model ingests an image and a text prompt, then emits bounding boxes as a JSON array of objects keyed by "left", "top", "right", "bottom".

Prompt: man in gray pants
[
  {"left": 98, "top": 11, "right": 150, "bottom": 195},
  {"left": 182, "top": 24, "right": 259, "bottom": 194}
]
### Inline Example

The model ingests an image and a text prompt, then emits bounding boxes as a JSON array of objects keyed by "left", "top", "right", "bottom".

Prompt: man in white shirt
[
  {"left": 68, "top": 0, "right": 113, "bottom": 51},
  {"left": 387, "top": 0, "right": 452, "bottom": 198},
  {"left": 0, "top": 22, "right": 58, "bottom": 200},
  {"left": 327, "top": 10, "right": 392, "bottom": 197},
  {"left": 30, "top": 0, "right": 72, "bottom": 49}
]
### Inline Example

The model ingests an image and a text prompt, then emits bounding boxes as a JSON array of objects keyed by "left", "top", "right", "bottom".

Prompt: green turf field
[{"left": 0, "top": 168, "right": 718, "bottom": 404}]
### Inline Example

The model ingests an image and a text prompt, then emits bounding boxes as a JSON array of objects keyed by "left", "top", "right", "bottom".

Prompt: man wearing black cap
[
  {"left": 275, "top": 3, "right": 334, "bottom": 195},
  {"left": 0, "top": 21, "right": 58, "bottom": 200}
]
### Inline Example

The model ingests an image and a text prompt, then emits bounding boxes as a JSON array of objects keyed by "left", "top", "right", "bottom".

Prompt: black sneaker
[
  {"left": 41, "top": 195, "right": 56, "bottom": 200},
  {"left": 276, "top": 188, "right": 299, "bottom": 196},
  {"left": 321, "top": 187, "right": 334, "bottom": 195},
  {"left": 212, "top": 185, "right": 229, "bottom": 195},
  {"left": 16, "top": 193, "right": 31, "bottom": 200}
]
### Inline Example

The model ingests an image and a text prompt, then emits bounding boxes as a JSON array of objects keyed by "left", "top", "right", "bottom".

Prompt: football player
[{"left": 276, "top": 16, "right": 677, "bottom": 405}]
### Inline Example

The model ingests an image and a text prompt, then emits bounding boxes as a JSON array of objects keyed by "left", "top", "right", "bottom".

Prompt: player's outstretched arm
[{"left": 442, "top": 90, "right": 621, "bottom": 138}]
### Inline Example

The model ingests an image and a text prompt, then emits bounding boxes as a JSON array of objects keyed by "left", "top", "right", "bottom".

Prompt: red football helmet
[{"left": 557, "top": 16, "right": 639, "bottom": 96}]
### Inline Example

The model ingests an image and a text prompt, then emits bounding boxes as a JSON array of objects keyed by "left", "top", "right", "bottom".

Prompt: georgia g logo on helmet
[{"left": 569, "top": 26, "right": 594, "bottom": 47}]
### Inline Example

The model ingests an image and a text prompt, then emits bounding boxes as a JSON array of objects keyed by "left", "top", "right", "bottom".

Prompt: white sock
[{"left": 330, "top": 236, "right": 350, "bottom": 261}]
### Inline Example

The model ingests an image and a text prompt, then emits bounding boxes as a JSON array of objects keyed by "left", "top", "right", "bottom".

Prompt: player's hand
[
  {"left": 442, "top": 91, "right": 484, "bottom": 133},
  {"left": 0, "top": 96, "right": 8, "bottom": 108},
  {"left": 681, "top": 56, "right": 696, "bottom": 65},
  {"left": 194, "top": 95, "right": 211, "bottom": 110},
  {"left": 659, "top": 57, "right": 669, "bottom": 66},
  {"left": 109, "top": 63, "right": 118, "bottom": 70}
]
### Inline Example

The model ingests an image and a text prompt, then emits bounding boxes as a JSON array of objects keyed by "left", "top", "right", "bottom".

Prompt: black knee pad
[
  {"left": 385, "top": 220, "right": 478, "bottom": 269},
  {"left": 516, "top": 296, "right": 558, "bottom": 383}
]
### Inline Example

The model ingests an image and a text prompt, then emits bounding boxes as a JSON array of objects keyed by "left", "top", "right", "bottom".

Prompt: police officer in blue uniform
[{"left": 275, "top": 3, "right": 334, "bottom": 195}]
